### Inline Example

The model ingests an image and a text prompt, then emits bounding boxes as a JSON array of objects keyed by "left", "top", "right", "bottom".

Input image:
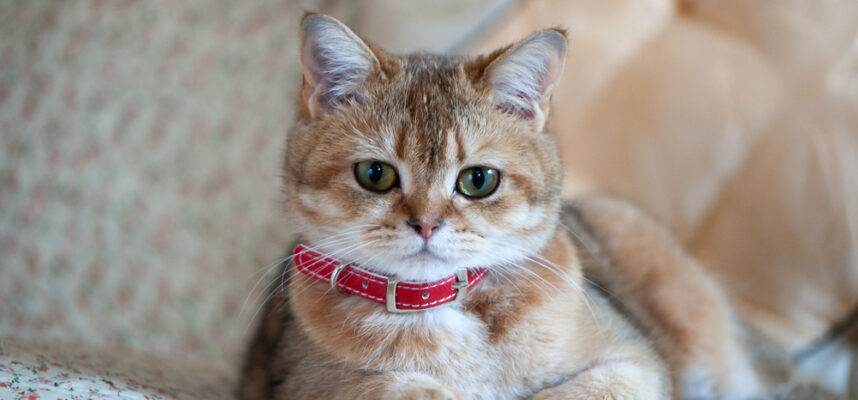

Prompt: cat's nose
[{"left": 406, "top": 218, "right": 443, "bottom": 240}]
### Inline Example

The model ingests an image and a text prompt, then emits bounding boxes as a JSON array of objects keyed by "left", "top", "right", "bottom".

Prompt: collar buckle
[
  {"left": 451, "top": 269, "right": 470, "bottom": 305},
  {"left": 329, "top": 262, "right": 346, "bottom": 290}
]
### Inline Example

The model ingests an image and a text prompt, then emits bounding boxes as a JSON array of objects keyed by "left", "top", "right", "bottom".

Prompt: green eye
[
  {"left": 457, "top": 166, "right": 500, "bottom": 198},
  {"left": 354, "top": 161, "right": 397, "bottom": 192}
]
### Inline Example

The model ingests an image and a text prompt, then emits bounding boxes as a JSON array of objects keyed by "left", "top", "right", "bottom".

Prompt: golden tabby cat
[{"left": 239, "top": 13, "right": 765, "bottom": 399}]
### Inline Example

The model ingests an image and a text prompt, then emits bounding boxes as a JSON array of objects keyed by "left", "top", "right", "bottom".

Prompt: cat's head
[{"left": 285, "top": 14, "right": 567, "bottom": 281}]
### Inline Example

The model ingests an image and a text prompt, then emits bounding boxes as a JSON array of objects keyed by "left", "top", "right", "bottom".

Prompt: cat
[{"left": 239, "top": 13, "right": 766, "bottom": 399}]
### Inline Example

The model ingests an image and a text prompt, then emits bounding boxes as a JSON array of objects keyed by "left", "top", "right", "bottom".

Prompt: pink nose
[{"left": 406, "top": 218, "right": 442, "bottom": 240}]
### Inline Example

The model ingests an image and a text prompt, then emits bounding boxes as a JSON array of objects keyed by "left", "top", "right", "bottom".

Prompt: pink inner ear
[
  {"left": 311, "top": 63, "right": 369, "bottom": 109},
  {"left": 300, "top": 16, "right": 377, "bottom": 116},
  {"left": 488, "top": 30, "right": 566, "bottom": 125},
  {"left": 491, "top": 73, "right": 547, "bottom": 121}
]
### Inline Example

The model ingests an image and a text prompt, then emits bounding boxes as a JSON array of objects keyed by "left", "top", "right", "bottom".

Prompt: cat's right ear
[
  {"left": 300, "top": 13, "right": 380, "bottom": 118},
  {"left": 480, "top": 29, "right": 567, "bottom": 133}
]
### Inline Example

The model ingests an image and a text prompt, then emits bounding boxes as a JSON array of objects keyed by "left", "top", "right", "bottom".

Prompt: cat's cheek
[
  {"left": 295, "top": 189, "right": 345, "bottom": 222},
  {"left": 344, "top": 186, "right": 400, "bottom": 216},
  {"left": 501, "top": 203, "right": 547, "bottom": 231}
]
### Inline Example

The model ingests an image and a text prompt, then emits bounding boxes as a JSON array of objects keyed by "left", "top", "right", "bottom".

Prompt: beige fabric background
[{"left": 0, "top": 0, "right": 360, "bottom": 379}]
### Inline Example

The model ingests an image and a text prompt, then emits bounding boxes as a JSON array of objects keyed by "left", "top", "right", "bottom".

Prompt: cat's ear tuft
[
  {"left": 486, "top": 29, "right": 567, "bottom": 132},
  {"left": 300, "top": 13, "right": 379, "bottom": 118}
]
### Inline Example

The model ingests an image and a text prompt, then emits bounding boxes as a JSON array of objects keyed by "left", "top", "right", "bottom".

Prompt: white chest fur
[{"left": 342, "top": 296, "right": 588, "bottom": 400}]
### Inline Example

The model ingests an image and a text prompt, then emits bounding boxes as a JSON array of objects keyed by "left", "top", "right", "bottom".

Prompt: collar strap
[{"left": 293, "top": 245, "right": 488, "bottom": 313}]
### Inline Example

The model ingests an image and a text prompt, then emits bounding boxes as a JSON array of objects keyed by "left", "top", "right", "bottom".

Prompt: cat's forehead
[
  {"left": 401, "top": 52, "right": 462, "bottom": 72},
  {"left": 354, "top": 54, "right": 497, "bottom": 166},
  {"left": 394, "top": 53, "right": 473, "bottom": 113}
]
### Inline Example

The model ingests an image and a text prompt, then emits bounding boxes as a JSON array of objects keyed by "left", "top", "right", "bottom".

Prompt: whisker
[
  {"left": 498, "top": 259, "right": 560, "bottom": 294},
  {"left": 247, "top": 239, "right": 383, "bottom": 322},
  {"left": 489, "top": 264, "right": 526, "bottom": 296},
  {"left": 240, "top": 225, "right": 381, "bottom": 313},
  {"left": 523, "top": 254, "right": 598, "bottom": 324},
  {"left": 492, "top": 240, "right": 599, "bottom": 325},
  {"left": 281, "top": 240, "right": 382, "bottom": 304},
  {"left": 242, "top": 232, "right": 381, "bottom": 330},
  {"left": 239, "top": 255, "right": 292, "bottom": 317}
]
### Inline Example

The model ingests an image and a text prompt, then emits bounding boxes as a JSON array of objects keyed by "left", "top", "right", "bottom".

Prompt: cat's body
[
  {"left": 242, "top": 225, "right": 674, "bottom": 399},
  {"left": 242, "top": 229, "right": 667, "bottom": 399},
  {"left": 240, "top": 13, "right": 762, "bottom": 399}
]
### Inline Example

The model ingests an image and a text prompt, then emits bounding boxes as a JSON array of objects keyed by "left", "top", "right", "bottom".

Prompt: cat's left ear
[
  {"left": 299, "top": 13, "right": 380, "bottom": 118},
  {"left": 484, "top": 29, "right": 567, "bottom": 133}
]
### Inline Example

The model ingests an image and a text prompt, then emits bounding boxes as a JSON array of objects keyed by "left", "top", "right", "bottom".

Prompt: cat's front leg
[
  {"left": 360, "top": 371, "right": 459, "bottom": 400},
  {"left": 529, "top": 357, "right": 669, "bottom": 400}
]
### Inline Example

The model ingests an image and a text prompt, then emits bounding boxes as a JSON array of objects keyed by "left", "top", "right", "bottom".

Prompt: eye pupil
[
  {"left": 368, "top": 162, "right": 383, "bottom": 183},
  {"left": 471, "top": 168, "right": 485, "bottom": 188}
]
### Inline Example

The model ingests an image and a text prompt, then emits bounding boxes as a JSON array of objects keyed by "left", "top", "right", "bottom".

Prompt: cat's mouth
[{"left": 408, "top": 248, "right": 447, "bottom": 262}]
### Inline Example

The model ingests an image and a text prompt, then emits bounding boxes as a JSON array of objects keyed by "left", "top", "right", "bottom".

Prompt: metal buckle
[
  {"left": 329, "top": 263, "right": 346, "bottom": 290},
  {"left": 451, "top": 269, "right": 469, "bottom": 304},
  {"left": 386, "top": 269, "right": 469, "bottom": 313}
]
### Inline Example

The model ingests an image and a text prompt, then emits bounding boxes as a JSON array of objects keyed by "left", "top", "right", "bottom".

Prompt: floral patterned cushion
[{"left": 0, "top": 339, "right": 230, "bottom": 399}]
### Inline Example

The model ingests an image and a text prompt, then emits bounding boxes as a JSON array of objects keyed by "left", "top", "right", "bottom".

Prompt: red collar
[{"left": 293, "top": 245, "right": 488, "bottom": 313}]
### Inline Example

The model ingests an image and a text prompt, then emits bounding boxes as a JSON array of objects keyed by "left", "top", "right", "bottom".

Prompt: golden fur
[{"left": 239, "top": 13, "right": 772, "bottom": 399}]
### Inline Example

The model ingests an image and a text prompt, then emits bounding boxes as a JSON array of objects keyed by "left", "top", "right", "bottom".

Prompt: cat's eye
[
  {"left": 354, "top": 161, "right": 398, "bottom": 192},
  {"left": 457, "top": 166, "right": 500, "bottom": 199}
]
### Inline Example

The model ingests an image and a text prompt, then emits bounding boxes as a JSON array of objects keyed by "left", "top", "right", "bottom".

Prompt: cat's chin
[
  {"left": 356, "top": 252, "right": 480, "bottom": 282},
  {"left": 406, "top": 249, "right": 449, "bottom": 263}
]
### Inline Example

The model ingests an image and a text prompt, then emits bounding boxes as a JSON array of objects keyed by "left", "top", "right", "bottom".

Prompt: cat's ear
[
  {"left": 300, "top": 13, "right": 380, "bottom": 118},
  {"left": 485, "top": 29, "right": 567, "bottom": 132}
]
